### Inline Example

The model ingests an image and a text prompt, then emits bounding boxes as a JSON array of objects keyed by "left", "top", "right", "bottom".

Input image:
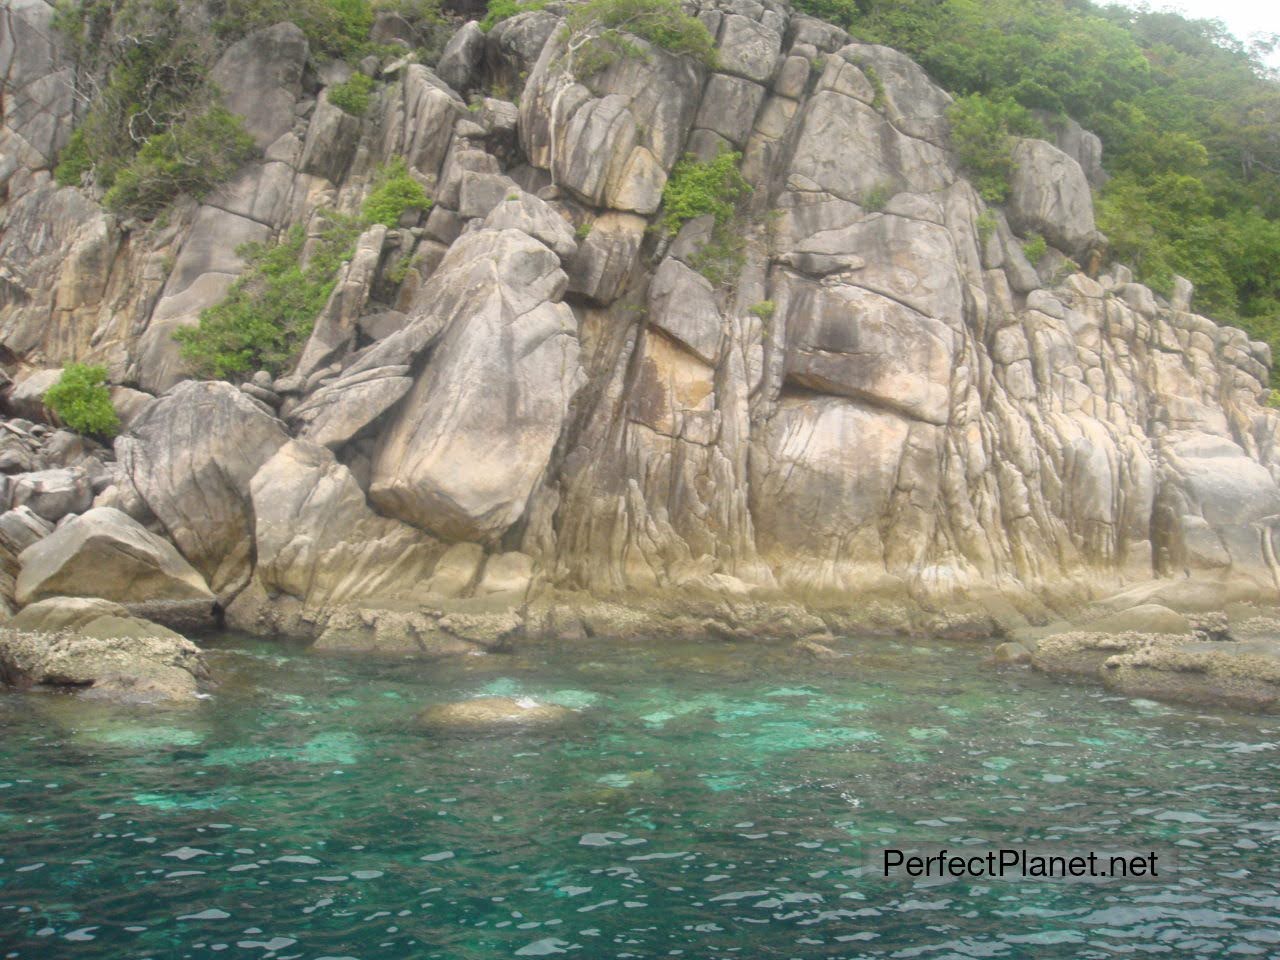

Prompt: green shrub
[
  {"left": 102, "top": 105, "right": 256, "bottom": 218},
  {"left": 861, "top": 62, "right": 886, "bottom": 110},
  {"left": 976, "top": 210, "right": 997, "bottom": 247},
  {"left": 563, "top": 0, "right": 716, "bottom": 79},
  {"left": 214, "top": 0, "right": 374, "bottom": 61},
  {"left": 44, "top": 364, "right": 120, "bottom": 438},
  {"left": 54, "top": 127, "right": 93, "bottom": 187},
  {"left": 689, "top": 227, "right": 745, "bottom": 286},
  {"left": 946, "top": 93, "right": 1041, "bottom": 204},
  {"left": 481, "top": 0, "right": 546, "bottom": 32},
  {"left": 748, "top": 300, "right": 775, "bottom": 319},
  {"left": 861, "top": 181, "right": 892, "bottom": 212},
  {"left": 1022, "top": 233, "right": 1048, "bottom": 264},
  {"left": 362, "top": 157, "right": 432, "bottom": 226},
  {"left": 328, "top": 72, "right": 376, "bottom": 115},
  {"left": 175, "top": 213, "right": 363, "bottom": 379},
  {"left": 791, "top": 0, "right": 865, "bottom": 28},
  {"left": 660, "top": 151, "right": 750, "bottom": 236}
]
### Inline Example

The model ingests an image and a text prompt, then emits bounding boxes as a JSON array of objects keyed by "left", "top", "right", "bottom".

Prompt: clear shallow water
[{"left": 1, "top": 635, "right": 1278, "bottom": 960}]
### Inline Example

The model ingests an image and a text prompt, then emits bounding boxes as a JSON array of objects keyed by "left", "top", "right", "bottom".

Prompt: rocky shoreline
[{"left": 3, "top": 1, "right": 1280, "bottom": 712}]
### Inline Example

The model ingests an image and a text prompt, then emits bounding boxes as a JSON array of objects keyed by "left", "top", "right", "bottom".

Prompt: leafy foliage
[
  {"left": 1022, "top": 233, "right": 1047, "bottom": 264},
  {"left": 660, "top": 151, "right": 750, "bottom": 235},
  {"left": 843, "top": 0, "right": 1280, "bottom": 375},
  {"left": 945, "top": 93, "right": 1041, "bottom": 203},
  {"left": 328, "top": 72, "right": 376, "bottom": 115},
  {"left": 563, "top": 0, "right": 716, "bottom": 79},
  {"left": 792, "top": 0, "right": 867, "bottom": 27},
  {"left": 362, "top": 157, "right": 432, "bottom": 226},
  {"left": 102, "top": 105, "right": 256, "bottom": 217},
  {"left": 860, "top": 181, "right": 892, "bottom": 211},
  {"left": 44, "top": 364, "right": 120, "bottom": 438},
  {"left": 175, "top": 213, "right": 364, "bottom": 379},
  {"left": 481, "top": 0, "right": 546, "bottom": 32},
  {"left": 52, "top": 0, "right": 260, "bottom": 215},
  {"left": 54, "top": 128, "right": 93, "bottom": 186},
  {"left": 177, "top": 156, "right": 432, "bottom": 379},
  {"left": 214, "top": 0, "right": 374, "bottom": 61}
]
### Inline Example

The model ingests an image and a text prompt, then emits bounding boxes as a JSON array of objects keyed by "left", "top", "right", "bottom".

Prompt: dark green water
[{"left": 1, "top": 635, "right": 1278, "bottom": 959}]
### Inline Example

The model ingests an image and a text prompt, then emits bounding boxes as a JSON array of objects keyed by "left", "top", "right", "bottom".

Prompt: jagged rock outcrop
[{"left": 3, "top": 0, "right": 1280, "bottom": 692}]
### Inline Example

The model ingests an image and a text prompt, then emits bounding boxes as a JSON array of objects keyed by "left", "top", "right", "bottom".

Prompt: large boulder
[
  {"left": 519, "top": 29, "right": 705, "bottom": 213},
  {"left": 437, "top": 20, "right": 485, "bottom": 92},
  {"left": 370, "top": 229, "right": 582, "bottom": 542},
  {"left": 1006, "top": 138, "right": 1098, "bottom": 257},
  {"left": 9, "top": 468, "right": 93, "bottom": 522},
  {"left": 14, "top": 507, "right": 216, "bottom": 625},
  {"left": 249, "top": 440, "right": 439, "bottom": 608},
  {"left": 209, "top": 21, "right": 308, "bottom": 149},
  {"left": 115, "top": 381, "right": 290, "bottom": 599}
]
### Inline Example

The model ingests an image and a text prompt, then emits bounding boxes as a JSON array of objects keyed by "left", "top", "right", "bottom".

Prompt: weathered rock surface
[
  {"left": 15, "top": 507, "right": 216, "bottom": 621},
  {"left": 1007, "top": 139, "right": 1099, "bottom": 257},
  {"left": 209, "top": 22, "right": 309, "bottom": 149},
  {"left": 1029, "top": 626, "right": 1280, "bottom": 713},
  {"left": 248, "top": 440, "right": 439, "bottom": 608},
  {"left": 1, "top": 597, "right": 210, "bottom": 704},
  {"left": 116, "top": 381, "right": 289, "bottom": 598},
  {"left": 369, "top": 229, "right": 582, "bottom": 542}
]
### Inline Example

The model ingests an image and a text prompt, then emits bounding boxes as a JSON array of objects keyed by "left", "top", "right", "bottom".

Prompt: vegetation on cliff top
[
  {"left": 562, "top": 0, "right": 717, "bottom": 79},
  {"left": 812, "top": 0, "right": 1279, "bottom": 375}
]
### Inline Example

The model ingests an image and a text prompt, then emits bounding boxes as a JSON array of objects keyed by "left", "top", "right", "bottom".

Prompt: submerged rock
[
  {"left": 0, "top": 616, "right": 210, "bottom": 705},
  {"left": 414, "top": 696, "right": 577, "bottom": 733},
  {"left": 1030, "top": 627, "right": 1280, "bottom": 712}
]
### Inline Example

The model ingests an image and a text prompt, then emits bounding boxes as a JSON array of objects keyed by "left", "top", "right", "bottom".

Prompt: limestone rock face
[
  {"left": 116, "top": 381, "right": 289, "bottom": 598},
  {"left": 370, "top": 229, "right": 582, "bottom": 543},
  {"left": 15, "top": 506, "right": 215, "bottom": 612}
]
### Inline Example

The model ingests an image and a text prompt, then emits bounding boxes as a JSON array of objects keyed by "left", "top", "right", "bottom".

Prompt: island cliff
[{"left": 3, "top": 0, "right": 1280, "bottom": 703}]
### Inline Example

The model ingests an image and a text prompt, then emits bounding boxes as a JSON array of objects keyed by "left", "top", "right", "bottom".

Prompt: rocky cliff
[{"left": 4, "top": 0, "right": 1280, "bottom": 650}]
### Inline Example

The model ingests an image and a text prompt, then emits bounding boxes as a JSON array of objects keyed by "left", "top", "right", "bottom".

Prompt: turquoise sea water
[{"left": 1, "top": 634, "right": 1278, "bottom": 959}]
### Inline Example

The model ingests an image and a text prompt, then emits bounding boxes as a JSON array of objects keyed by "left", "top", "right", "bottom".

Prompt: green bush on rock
[
  {"left": 563, "top": 0, "right": 717, "bottom": 79},
  {"left": 175, "top": 213, "right": 364, "bottom": 380},
  {"left": 102, "top": 105, "right": 257, "bottom": 218},
  {"left": 660, "top": 151, "right": 750, "bottom": 236},
  {"left": 945, "top": 93, "right": 1041, "bottom": 204},
  {"left": 362, "top": 157, "right": 433, "bottom": 226},
  {"left": 328, "top": 72, "right": 376, "bottom": 115},
  {"left": 481, "top": 0, "right": 547, "bottom": 32},
  {"left": 176, "top": 157, "right": 432, "bottom": 380},
  {"left": 44, "top": 364, "right": 120, "bottom": 439}
]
